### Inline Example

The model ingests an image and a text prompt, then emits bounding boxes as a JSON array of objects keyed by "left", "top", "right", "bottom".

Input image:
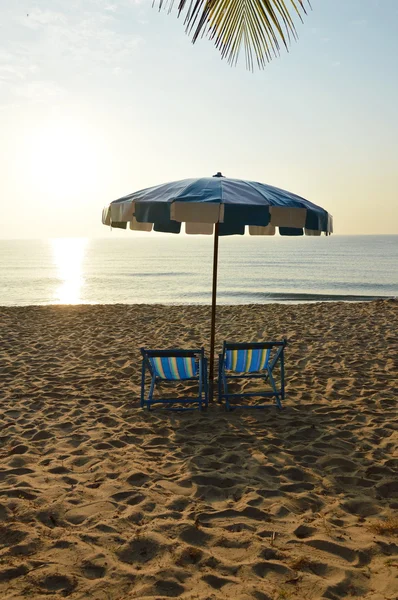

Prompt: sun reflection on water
[{"left": 51, "top": 238, "right": 88, "bottom": 304}]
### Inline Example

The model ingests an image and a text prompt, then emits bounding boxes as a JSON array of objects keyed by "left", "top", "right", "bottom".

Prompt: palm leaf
[{"left": 156, "top": 0, "right": 310, "bottom": 69}]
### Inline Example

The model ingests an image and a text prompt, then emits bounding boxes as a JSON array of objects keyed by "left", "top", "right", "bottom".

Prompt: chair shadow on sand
[{"left": 124, "top": 379, "right": 396, "bottom": 599}]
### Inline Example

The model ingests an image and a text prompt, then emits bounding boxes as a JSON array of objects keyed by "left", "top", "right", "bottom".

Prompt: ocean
[{"left": 0, "top": 235, "right": 397, "bottom": 306}]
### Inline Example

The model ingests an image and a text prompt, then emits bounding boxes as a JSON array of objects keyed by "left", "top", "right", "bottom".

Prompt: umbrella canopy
[
  {"left": 103, "top": 173, "right": 333, "bottom": 237},
  {"left": 102, "top": 173, "right": 333, "bottom": 402}
]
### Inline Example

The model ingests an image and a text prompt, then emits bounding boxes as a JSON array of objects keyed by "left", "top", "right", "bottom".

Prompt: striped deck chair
[
  {"left": 218, "top": 340, "right": 287, "bottom": 410},
  {"left": 140, "top": 348, "right": 208, "bottom": 410}
]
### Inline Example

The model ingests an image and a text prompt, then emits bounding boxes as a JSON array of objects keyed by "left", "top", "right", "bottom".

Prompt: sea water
[{"left": 0, "top": 235, "right": 397, "bottom": 306}]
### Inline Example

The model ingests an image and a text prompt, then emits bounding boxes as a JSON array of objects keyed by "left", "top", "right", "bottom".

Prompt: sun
[{"left": 27, "top": 116, "right": 99, "bottom": 197}]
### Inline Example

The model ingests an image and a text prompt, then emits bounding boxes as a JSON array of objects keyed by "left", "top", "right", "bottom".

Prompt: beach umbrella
[{"left": 102, "top": 173, "right": 333, "bottom": 401}]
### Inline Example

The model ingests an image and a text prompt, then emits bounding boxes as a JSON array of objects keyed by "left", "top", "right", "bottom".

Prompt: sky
[{"left": 0, "top": 0, "right": 397, "bottom": 238}]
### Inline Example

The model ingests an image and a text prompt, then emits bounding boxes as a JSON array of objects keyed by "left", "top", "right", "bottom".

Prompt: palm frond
[{"left": 156, "top": 0, "right": 310, "bottom": 69}]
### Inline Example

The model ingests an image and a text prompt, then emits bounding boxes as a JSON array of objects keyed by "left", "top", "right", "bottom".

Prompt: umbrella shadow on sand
[{"left": 127, "top": 391, "right": 396, "bottom": 598}]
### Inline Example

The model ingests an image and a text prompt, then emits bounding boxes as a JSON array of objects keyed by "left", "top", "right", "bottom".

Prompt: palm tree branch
[{"left": 156, "top": 0, "right": 310, "bottom": 69}]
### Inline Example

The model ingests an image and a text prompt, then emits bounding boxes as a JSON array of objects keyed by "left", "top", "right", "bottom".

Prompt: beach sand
[{"left": 0, "top": 301, "right": 397, "bottom": 600}]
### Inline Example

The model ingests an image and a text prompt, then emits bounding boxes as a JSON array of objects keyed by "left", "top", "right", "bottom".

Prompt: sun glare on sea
[{"left": 51, "top": 238, "right": 88, "bottom": 304}]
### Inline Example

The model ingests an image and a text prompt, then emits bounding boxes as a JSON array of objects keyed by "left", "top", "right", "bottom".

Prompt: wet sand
[{"left": 0, "top": 301, "right": 397, "bottom": 599}]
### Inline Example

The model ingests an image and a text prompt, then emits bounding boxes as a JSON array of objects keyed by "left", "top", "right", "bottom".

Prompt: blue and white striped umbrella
[
  {"left": 102, "top": 173, "right": 333, "bottom": 236},
  {"left": 102, "top": 173, "right": 333, "bottom": 401}
]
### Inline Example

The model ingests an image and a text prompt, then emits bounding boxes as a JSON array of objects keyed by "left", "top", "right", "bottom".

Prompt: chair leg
[
  {"left": 223, "top": 372, "right": 231, "bottom": 411},
  {"left": 268, "top": 367, "right": 283, "bottom": 409},
  {"left": 218, "top": 360, "right": 222, "bottom": 405},
  {"left": 198, "top": 361, "right": 203, "bottom": 411},
  {"left": 146, "top": 374, "right": 156, "bottom": 410},
  {"left": 140, "top": 359, "right": 146, "bottom": 408}
]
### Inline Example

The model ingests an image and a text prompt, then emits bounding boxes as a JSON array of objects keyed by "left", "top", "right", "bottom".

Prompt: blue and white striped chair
[
  {"left": 218, "top": 340, "right": 287, "bottom": 410},
  {"left": 140, "top": 348, "right": 208, "bottom": 410}
]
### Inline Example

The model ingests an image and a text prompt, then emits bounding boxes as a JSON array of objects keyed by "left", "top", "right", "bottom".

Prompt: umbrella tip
[{"left": 213, "top": 172, "right": 224, "bottom": 178}]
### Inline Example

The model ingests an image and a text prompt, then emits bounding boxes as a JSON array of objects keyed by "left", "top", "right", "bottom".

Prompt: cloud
[
  {"left": 14, "top": 81, "right": 66, "bottom": 102},
  {"left": 0, "top": 61, "right": 33, "bottom": 82},
  {"left": 0, "top": 1, "right": 143, "bottom": 105},
  {"left": 22, "top": 9, "right": 68, "bottom": 27},
  {"left": 19, "top": 4, "right": 142, "bottom": 64}
]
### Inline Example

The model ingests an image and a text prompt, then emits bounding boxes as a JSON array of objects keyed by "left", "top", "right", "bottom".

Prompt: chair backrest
[
  {"left": 149, "top": 356, "right": 197, "bottom": 380},
  {"left": 225, "top": 347, "right": 271, "bottom": 373},
  {"left": 142, "top": 349, "right": 203, "bottom": 380},
  {"left": 223, "top": 341, "right": 286, "bottom": 373}
]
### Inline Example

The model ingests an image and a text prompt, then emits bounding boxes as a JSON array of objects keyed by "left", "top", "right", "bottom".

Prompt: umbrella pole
[{"left": 209, "top": 222, "right": 219, "bottom": 403}]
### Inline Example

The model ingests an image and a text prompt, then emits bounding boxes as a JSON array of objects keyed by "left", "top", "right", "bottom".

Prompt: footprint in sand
[
  {"left": 175, "top": 546, "right": 203, "bottom": 566},
  {"left": 111, "top": 491, "right": 146, "bottom": 505},
  {"left": 81, "top": 560, "right": 106, "bottom": 580},
  {"left": 116, "top": 534, "right": 164, "bottom": 564},
  {"left": 8, "top": 444, "right": 29, "bottom": 455},
  {"left": 153, "top": 579, "right": 186, "bottom": 597},
  {"left": 179, "top": 524, "right": 213, "bottom": 546},
  {"left": 376, "top": 480, "right": 398, "bottom": 498},
  {"left": 36, "top": 572, "right": 76, "bottom": 595},
  {"left": 322, "top": 570, "right": 369, "bottom": 599},
  {"left": 64, "top": 501, "right": 116, "bottom": 525},
  {"left": 303, "top": 539, "right": 357, "bottom": 563},
  {"left": 293, "top": 524, "right": 317, "bottom": 539},
  {"left": 202, "top": 573, "right": 234, "bottom": 589},
  {"left": 0, "top": 526, "right": 27, "bottom": 549},
  {"left": 341, "top": 498, "right": 379, "bottom": 517},
  {"left": 252, "top": 561, "right": 293, "bottom": 578},
  {"left": 0, "top": 564, "right": 29, "bottom": 583},
  {"left": 125, "top": 471, "right": 149, "bottom": 486},
  {"left": 0, "top": 488, "right": 37, "bottom": 500}
]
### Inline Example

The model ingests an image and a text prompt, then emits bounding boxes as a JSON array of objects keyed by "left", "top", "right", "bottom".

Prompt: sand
[{"left": 0, "top": 301, "right": 397, "bottom": 600}]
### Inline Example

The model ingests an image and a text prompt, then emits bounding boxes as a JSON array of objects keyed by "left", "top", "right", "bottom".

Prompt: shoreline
[{"left": 0, "top": 294, "right": 396, "bottom": 309}]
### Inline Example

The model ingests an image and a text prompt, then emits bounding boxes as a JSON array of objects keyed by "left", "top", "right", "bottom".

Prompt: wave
[
  {"left": 122, "top": 272, "right": 195, "bottom": 278},
  {"left": 189, "top": 290, "right": 395, "bottom": 303}
]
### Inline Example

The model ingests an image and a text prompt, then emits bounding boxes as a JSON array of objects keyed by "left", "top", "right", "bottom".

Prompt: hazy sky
[{"left": 1, "top": 0, "right": 397, "bottom": 238}]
